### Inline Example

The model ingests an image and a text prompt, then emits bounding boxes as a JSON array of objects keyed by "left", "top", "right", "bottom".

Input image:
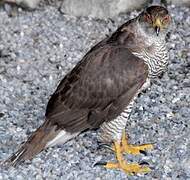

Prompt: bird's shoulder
[
  {"left": 50, "top": 38, "right": 146, "bottom": 94},
  {"left": 46, "top": 44, "right": 147, "bottom": 117}
]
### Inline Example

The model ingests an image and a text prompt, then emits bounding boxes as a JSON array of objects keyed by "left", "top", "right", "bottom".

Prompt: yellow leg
[
  {"left": 105, "top": 141, "right": 151, "bottom": 174},
  {"left": 121, "top": 130, "right": 153, "bottom": 155}
]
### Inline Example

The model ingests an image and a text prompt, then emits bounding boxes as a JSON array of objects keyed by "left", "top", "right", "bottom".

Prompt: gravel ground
[{"left": 0, "top": 4, "right": 189, "bottom": 180}]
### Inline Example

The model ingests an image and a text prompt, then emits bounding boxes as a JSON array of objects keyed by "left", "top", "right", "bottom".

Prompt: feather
[
  {"left": 5, "top": 121, "right": 60, "bottom": 166},
  {"left": 45, "top": 130, "right": 79, "bottom": 148}
]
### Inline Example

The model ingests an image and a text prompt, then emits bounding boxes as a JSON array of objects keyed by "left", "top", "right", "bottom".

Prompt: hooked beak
[
  {"left": 155, "top": 26, "right": 160, "bottom": 36},
  {"left": 153, "top": 18, "right": 162, "bottom": 36}
]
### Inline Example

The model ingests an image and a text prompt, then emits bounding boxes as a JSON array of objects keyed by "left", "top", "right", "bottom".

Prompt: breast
[
  {"left": 147, "top": 46, "right": 168, "bottom": 78},
  {"left": 132, "top": 41, "right": 168, "bottom": 79}
]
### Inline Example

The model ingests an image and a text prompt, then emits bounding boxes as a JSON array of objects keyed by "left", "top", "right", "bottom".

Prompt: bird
[{"left": 4, "top": 5, "right": 171, "bottom": 174}]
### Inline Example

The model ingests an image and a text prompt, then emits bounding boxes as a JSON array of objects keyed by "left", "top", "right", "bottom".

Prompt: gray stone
[
  {"left": 59, "top": 0, "right": 190, "bottom": 19},
  {"left": 60, "top": 0, "right": 148, "bottom": 19},
  {"left": 21, "top": 0, "right": 41, "bottom": 9}
]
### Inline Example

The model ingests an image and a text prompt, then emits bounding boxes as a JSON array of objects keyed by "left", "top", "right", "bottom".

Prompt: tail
[{"left": 4, "top": 120, "right": 78, "bottom": 167}]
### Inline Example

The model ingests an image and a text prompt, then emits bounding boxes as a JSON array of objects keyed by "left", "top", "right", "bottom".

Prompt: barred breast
[{"left": 133, "top": 39, "right": 169, "bottom": 78}]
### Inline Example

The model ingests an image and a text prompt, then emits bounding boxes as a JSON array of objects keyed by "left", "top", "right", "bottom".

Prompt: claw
[
  {"left": 139, "top": 161, "right": 149, "bottom": 166},
  {"left": 97, "top": 130, "right": 153, "bottom": 174},
  {"left": 139, "top": 150, "right": 147, "bottom": 155},
  {"left": 102, "top": 141, "right": 151, "bottom": 174},
  {"left": 94, "top": 161, "right": 107, "bottom": 167}
]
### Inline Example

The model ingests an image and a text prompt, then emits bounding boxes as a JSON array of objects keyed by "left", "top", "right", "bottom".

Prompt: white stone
[{"left": 60, "top": 0, "right": 147, "bottom": 19}]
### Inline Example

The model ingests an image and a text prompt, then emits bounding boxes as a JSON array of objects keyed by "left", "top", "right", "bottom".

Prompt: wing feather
[{"left": 45, "top": 43, "right": 148, "bottom": 133}]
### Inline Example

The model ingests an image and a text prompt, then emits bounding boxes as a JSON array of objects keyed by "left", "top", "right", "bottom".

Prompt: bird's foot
[
  {"left": 119, "top": 130, "right": 153, "bottom": 155},
  {"left": 96, "top": 130, "right": 153, "bottom": 174},
  {"left": 99, "top": 141, "right": 151, "bottom": 174}
]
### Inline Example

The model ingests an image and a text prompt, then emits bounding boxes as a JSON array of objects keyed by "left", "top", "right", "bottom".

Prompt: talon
[
  {"left": 139, "top": 150, "right": 147, "bottom": 155},
  {"left": 139, "top": 161, "right": 149, "bottom": 166},
  {"left": 94, "top": 161, "right": 107, "bottom": 167},
  {"left": 98, "top": 129, "right": 153, "bottom": 174},
  {"left": 102, "top": 141, "right": 152, "bottom": 174}
]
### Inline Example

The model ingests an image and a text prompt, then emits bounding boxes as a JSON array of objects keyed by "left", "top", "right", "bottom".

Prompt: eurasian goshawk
[{"left": 5, "top": 5, "right": 171, "bottom": 174}]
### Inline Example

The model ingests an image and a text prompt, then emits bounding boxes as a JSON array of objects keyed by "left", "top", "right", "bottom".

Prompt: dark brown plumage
[
  {"left": 46, "top": 44, "right": 148, "bottom": 132},
  {"left": 4, "top": 6, "right": 171, "bottom": 169}
]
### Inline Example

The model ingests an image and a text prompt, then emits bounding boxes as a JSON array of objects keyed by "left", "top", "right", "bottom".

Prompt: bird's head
[{"left": 138, "top": 6, "right": 171, "bottom": 37}]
